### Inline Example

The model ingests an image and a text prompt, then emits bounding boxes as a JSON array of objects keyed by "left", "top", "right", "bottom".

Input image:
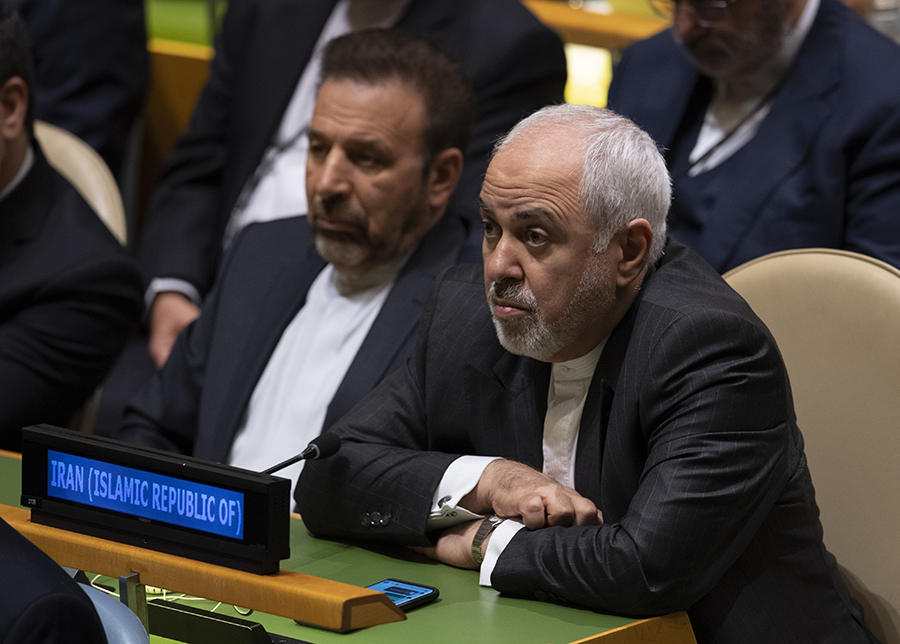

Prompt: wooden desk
[{"left": 0, "top": 450, "right": 695, "bottom": 643}]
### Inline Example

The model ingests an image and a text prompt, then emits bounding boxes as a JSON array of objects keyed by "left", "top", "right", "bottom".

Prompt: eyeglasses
[{"left": 648, "top": 0, "right": 744, "bottom": 26}]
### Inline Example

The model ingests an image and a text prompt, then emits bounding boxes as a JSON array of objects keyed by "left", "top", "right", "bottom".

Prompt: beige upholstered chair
[
  {"left": 724, "top": 249, "right": 900, "bottom": 644},
  {"left": 33, "top": 119, "right": 127, "bottom": 246}
]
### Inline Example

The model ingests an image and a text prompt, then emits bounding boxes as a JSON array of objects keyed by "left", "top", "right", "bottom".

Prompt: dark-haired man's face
[{"left": 306, "top": 78, "right": 440, "bottom": 275}]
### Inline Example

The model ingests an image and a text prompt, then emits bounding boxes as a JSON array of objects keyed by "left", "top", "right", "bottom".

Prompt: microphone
[{"left": 261, "top": 433, "right": 342, "bottom": 475}]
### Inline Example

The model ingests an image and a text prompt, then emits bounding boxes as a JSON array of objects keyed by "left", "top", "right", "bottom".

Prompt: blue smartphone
[{"left": 366, "top": 578, "right": 439, "bottom": 611}]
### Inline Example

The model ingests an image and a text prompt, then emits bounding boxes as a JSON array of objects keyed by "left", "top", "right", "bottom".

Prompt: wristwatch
[{"left": 472, "top": 515, "right": 505, "bottom": 565}]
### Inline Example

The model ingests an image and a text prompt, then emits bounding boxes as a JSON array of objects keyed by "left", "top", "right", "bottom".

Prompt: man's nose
[
  {"left": 314, "top": 149, "right": 352, "bottom": 198},
  {"left": 673, "top": 3, "right": 705, "bottom": 39},
  {"left": 484, "top": 234, "right": 525, "bottom": 285}
]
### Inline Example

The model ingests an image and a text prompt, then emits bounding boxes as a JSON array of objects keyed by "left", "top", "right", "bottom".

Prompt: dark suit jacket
[
  {"left": 607, "top": 0, "right": 900, "bottom": 273},
  {"left": 137, "top": 0, "right": 566, "bottom": 299},
  {"left": 0, "top": 144, "right": 143, "bottom": 451},
  {"left": 297, "top": 240, "right": 877, "bottom": 644},
  {"left": 9, "top": 0, "right": 149, "bottom": 175},
  {"left": 0, "top": 518, "right": 108, "bottom": 644},
  {"left": 116, "top": 212, "right": 480, "bottom": 462}
]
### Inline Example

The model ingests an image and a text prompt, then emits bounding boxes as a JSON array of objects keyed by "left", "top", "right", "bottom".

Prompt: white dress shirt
[
  {"left": 427, "top": 341, "right": 607, "bottom": 586},
  {"left": 228, "top": 253, "right": 407, "bottom": 500}
]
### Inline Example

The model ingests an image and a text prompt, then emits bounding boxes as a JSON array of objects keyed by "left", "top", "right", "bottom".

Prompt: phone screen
[{"left": 366, "top": 578, "right": 439, "bottom": 610}]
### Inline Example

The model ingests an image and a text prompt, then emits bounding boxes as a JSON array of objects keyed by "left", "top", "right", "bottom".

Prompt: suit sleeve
[
  {"left": 0, "top": 213, "right": 142, "bottom": 450},
  {"left": 136, "top": 2, "right": 245, "bottom": 298},
  {"left": 115, "top": 230, "right": 242, "bottom": 455},
  {"left": 490, "top": 308, "right": 796, "bottom": 616},
  {"left": 840, "top": 68, "right": 900, "bottom": 268},
  {"left": 446, "top": 9, "right": 567, "bottom": 226},
  {"left": 296, "top": 273, "right": 464, "bottom": 546}
]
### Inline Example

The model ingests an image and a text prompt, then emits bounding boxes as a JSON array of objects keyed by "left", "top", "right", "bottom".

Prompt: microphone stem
[{"left": 262, "top": 451, "right": 309, "bottom": 475}]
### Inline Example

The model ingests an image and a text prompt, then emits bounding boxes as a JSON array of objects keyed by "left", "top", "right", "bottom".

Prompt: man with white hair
[{"left": 298, "top": 104, "right": 878, "bottom": 644}]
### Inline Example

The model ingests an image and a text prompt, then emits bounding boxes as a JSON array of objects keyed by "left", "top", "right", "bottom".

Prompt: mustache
[
  {"left": 489, "top": 280, "right": 538, "bottom": 309},
  {"left": 309, "top": 195, "right": 365, "bottom": 228}
]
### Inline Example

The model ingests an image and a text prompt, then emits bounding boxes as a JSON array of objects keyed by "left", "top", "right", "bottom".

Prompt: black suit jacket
[
  {"left": 0, "top": 144, "right": 143, "bottom": 451},
  {"left": 137, "top": 0, "right": 566, "bottom": 298},
  {"left": 607, "top": 0, "right": 900, "bottom": 273},
  {"left": 9, "top": 0, "right": 149, "bottom": 175},
  {"left": 0, "top": 518, "right": 108, "bottom": 644},
  {"left": 298, "top": 240, "right": 877, "bottom": 644},
  {"left": 116, "top": 212, "right": 480, "bottom": 462}
]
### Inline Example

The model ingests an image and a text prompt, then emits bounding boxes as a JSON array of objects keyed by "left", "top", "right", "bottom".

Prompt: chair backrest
[
  {"left": 79, "top": 583, "right": 150, "bottom": 644},
  {"left": 724, "top": 248, "right": 900, "bottom": 644},
  {"left": 33, "top": 120, "right": 127, "bottom": 246}
]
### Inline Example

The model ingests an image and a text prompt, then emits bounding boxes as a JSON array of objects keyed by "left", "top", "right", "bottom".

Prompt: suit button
[
  {"left": 359, "top": 513, "right": 370, "bottom": 527},
  {"left": 370, "top": 511, "right": 382, "bottom": 526},
  {"left": 534, "top": 590, "right": 548, "bottom": 601},
  {"left": 380, "top": 512, "right": 391, "bottom": 526}
]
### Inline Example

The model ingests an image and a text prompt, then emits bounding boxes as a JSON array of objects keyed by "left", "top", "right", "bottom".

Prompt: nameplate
[{"left": 20, "top": 425, "right": 290, "bottom": 574}]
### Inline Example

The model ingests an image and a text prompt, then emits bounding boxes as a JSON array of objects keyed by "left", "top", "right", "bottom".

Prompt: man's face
[
  {"left": 306, "top": 78, "right": 435, "bottom": 274},
  {"left": 480, "top": 127, "right": 617, "bottom": 363},
  {"left": 673, "top": 0, "right": 788, "bottom": 81}
]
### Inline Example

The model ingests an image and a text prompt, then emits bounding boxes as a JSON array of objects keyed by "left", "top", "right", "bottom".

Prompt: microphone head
[{"left": 308, "top": 433, "right": 341, "bottom": 459}]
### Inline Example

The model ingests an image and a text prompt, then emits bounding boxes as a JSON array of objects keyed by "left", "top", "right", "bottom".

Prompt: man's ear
[
  {"left": 614, "top": 218, "right": 653, "bottom": 288},
  {"left": 0, "top": 76, "right": 28, "bottom": 141},
  {"left": 425, "top": 147, "right": 464, "bottom": 214}
]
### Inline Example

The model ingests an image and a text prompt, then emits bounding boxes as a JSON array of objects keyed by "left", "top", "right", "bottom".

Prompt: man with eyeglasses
[{"left": 608, "top": 0, "right": 900, "bottom": 273}]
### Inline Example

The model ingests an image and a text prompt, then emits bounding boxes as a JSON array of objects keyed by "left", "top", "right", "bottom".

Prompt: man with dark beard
[
  {"left": 297, "top": 104, "right": 879, "bottom": 644},
  {"left": 607, "top": 0, "right": 900, "bottom": 273},
  {"left": 114, "top": 30, "right": 479, "bottom": 499}
]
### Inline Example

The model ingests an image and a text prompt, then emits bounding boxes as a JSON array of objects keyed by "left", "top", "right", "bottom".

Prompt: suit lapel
[
  {"left": 325, "top": 214, "right": 468, "bottom": 428},
  {"left": 201, "top": 245, "right": 326, "bottom": 460},
  {"left": 574, "top": 265, "right": 647, "bottom": 507},
  {"left": 0, "top": 144, "right": 54, "bottom": 261},
  {"left": 478, "top": 352, "right": 548, "bottom": 470},
  {"left": 621, "top": 40, "right": 701, "bottom": 152}
]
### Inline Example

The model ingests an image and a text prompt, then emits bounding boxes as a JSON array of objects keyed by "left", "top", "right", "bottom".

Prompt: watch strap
[{"left": 472, "top": 515, "right": 505, "bottom": 565}]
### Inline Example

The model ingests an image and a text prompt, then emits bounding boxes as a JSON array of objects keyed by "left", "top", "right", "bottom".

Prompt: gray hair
[{"left": 494, "top": 104, "right": 671, "bottom": 264}]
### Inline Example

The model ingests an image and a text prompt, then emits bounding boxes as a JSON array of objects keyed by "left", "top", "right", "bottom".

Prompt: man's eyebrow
[
  {"left": 478, "top": 200, "right": 560, "bottom": 225},
  {"left": 512, "top": 208, "right": 560, "bottom": 225}
]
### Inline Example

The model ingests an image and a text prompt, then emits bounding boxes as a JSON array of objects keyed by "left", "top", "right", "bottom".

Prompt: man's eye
[
  {"left": 482, "top": 220, "right": 499, "bottom": 238},
  {"left": 353, "top": 152, "right": 382, "bottom": 168},
  {"left": 527, "top": 230, "right": 548, "bottom": 245}
]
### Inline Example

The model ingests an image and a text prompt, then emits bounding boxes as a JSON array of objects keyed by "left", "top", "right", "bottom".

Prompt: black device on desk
[{"left": 19, "top": 424, "right": 291, "bottom": 574}]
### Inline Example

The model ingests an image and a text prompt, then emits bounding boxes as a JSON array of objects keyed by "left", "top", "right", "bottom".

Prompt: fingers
[
  {"left": 522, "top": 486, "right": 602, "bottom": 528},
  {"left": 477, "top": 460, "right": 603, "bottom": 531}
]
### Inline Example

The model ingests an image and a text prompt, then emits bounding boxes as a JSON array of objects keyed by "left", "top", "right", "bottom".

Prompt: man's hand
[
  {"left": 148, "top": 292, "right": 200, "bottom": 368},
  {"left": 460, "top": 460, "right": 603, "bottom": 529},
  {"left": 411, "top": 519, "right": 482, "bottom": 570}
]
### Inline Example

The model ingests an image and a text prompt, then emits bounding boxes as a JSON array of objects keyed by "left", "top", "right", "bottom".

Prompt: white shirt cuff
[
  {"left": 478, "top": 519, "right": 525, "bottom": 586},
  {"left": 427, "top": 455, "right": 500, "bottom": 529},
  {"left": 146, "top": 278, "right": 203, "bottom": 310}
]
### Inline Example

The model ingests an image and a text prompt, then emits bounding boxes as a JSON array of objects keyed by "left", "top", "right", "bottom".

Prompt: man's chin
[{"left": 313, "top": 235, "right": 368, "bottom": 272}]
